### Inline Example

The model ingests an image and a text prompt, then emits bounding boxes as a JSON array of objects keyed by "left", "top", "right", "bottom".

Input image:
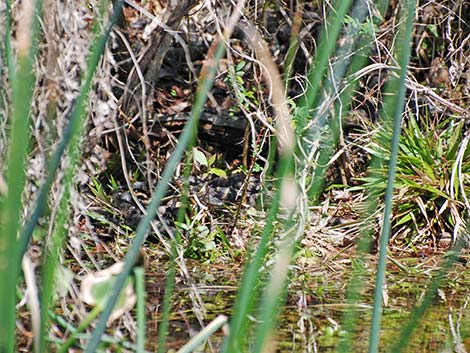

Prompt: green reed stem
[
  {"left": 295, "top": 0, "right": 353, "bottom": 130},
  {"left": 17, "top": 0, "right": 122, "bottom": 265},
  {"left": 84, "top": 39, "right": 227, "bottom": 353},
  {"left": 0, "top": 0, "right": 41, "bottom": 350},
  {"left": 368, "top": 1, "right": 416, "bottom": 352},
  {"left": 337, "top": 1, "right": 390, "bottom": 351},
  {"left": 135, "top": 267, "right": 146, "bottom": 353}
]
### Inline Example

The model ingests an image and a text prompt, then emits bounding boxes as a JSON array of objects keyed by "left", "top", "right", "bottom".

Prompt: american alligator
[
  {"left": 105, "top": 110, "right": 262, "bottom": 232},
  {"left": 110, "top": 172, "right": 261, "bottom": 231},
  {"left": 148, "top": 110, "right": 251, "bottom": 161}
]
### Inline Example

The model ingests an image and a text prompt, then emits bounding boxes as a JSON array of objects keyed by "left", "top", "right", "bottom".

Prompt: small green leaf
[
  {"left": 208, "top": 154, "right": 217, "bottom": 166},
  {"left": 209, "top": 168, "right": 227, "bottom": 177},
  {"left": 395, "top": 213, "right": 412, "bottom": 226},
  {"left": 235, "top": 60, "right": 246, "bottom": 71},
  {"left": 193, "top": 148, "right": 208, "bottom": 167},
  {"left": 197, "top": 225, "right": 210, "bottom": 238},
  {"left": 427, "top": 24, "right": 438, "bottom": 37},
  {"left": 109, "top": 175, "right": 119, "bottom": 191}
]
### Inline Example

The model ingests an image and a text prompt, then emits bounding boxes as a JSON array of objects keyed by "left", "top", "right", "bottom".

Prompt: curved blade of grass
[
  {"left": 368, "top": 1, "right": 417, "bottom": 352},
  {"left": 84, "top": 36, "right": 227, "bottom": 353},
  {"left": 336, "top": 1, "right": 390, "bottom": 351},
  {"left": 295, "top": 0, "right": 353, "bottom": 131},
  {"left": 0, "top": 0, "right": 41, "bottom": 350},
  {"left": 37, "top": 3, "right": 121, "bottom": 352},
  {"left": 243, "top": 23, "right": 299, "bottom": 353},
  {"left": 38, "top": 168, "right": 72, "bottom": 353},
  {"left": 305, "top": 0, "right": 373, "bottom": 201},
  {"left": 17, "top": 0, "right": 122, "bottom": 262},
  {"left": 222, "top": 18, "right": 298, "bottom": 350}
]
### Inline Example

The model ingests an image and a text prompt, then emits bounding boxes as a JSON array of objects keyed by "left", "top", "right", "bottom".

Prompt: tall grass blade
[
  {"left": 38, "top": 170, "right": 73, "bottom": 353},
  {"left": 222, "top": 16, "right": 300, "bottom": 349},
  {"left": 0, "top": 0, "right": 41, "bottom": 350},
  {"left": 295, "top": 0, "right": 353, "bottom": 130},
  {"left": 305, "top": 0, "right": 373, "bottom": 201},
  {"left": 156, "top": 244, "right": 177, "bottom": 353},
  {"left": 17, "top": 0, "right": 122, "bottom": 263},
  {"left": 243, "top": 23, "right": 298, "bottom": 353},
  {"left": 84, "top": 38, "right": 227, "bottom": 353},
  {"left": 336, "top": 1, "right": 390, "bottom": 351},
  {"left": 36, "top": 2, "right": 121, "bottom": 351},
  {"left": 368, "top": 1, "right": 417, "bottom": 352}
]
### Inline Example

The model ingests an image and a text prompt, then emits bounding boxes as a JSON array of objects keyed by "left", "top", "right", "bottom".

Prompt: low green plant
[
  {"left": 359, "top": 115, "right": 469, "bottom": 244},
  {"left": 225, "top": 60, "right": 259, "bottom": 115},
  {"left": 177, "top": 223, "right": 214, "bottom": 258},
  {"left": 89, "top": 177, "right": 112, "bottom": 204},
  {"left": 192, "top": 147, "right": 227, "bottom": 177}
]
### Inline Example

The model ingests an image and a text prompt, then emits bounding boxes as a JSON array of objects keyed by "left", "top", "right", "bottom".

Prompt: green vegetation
[
  {"left": 0, "top": 0, "right": 469, "bottom": 352},
  {"left": 361, "top": 115, "right": 470, "bottom": 246}
]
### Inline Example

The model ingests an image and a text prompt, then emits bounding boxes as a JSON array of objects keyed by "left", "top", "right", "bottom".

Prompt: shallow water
[{"left": 144, "top": 254, "right": 470, "bottom": 352}]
